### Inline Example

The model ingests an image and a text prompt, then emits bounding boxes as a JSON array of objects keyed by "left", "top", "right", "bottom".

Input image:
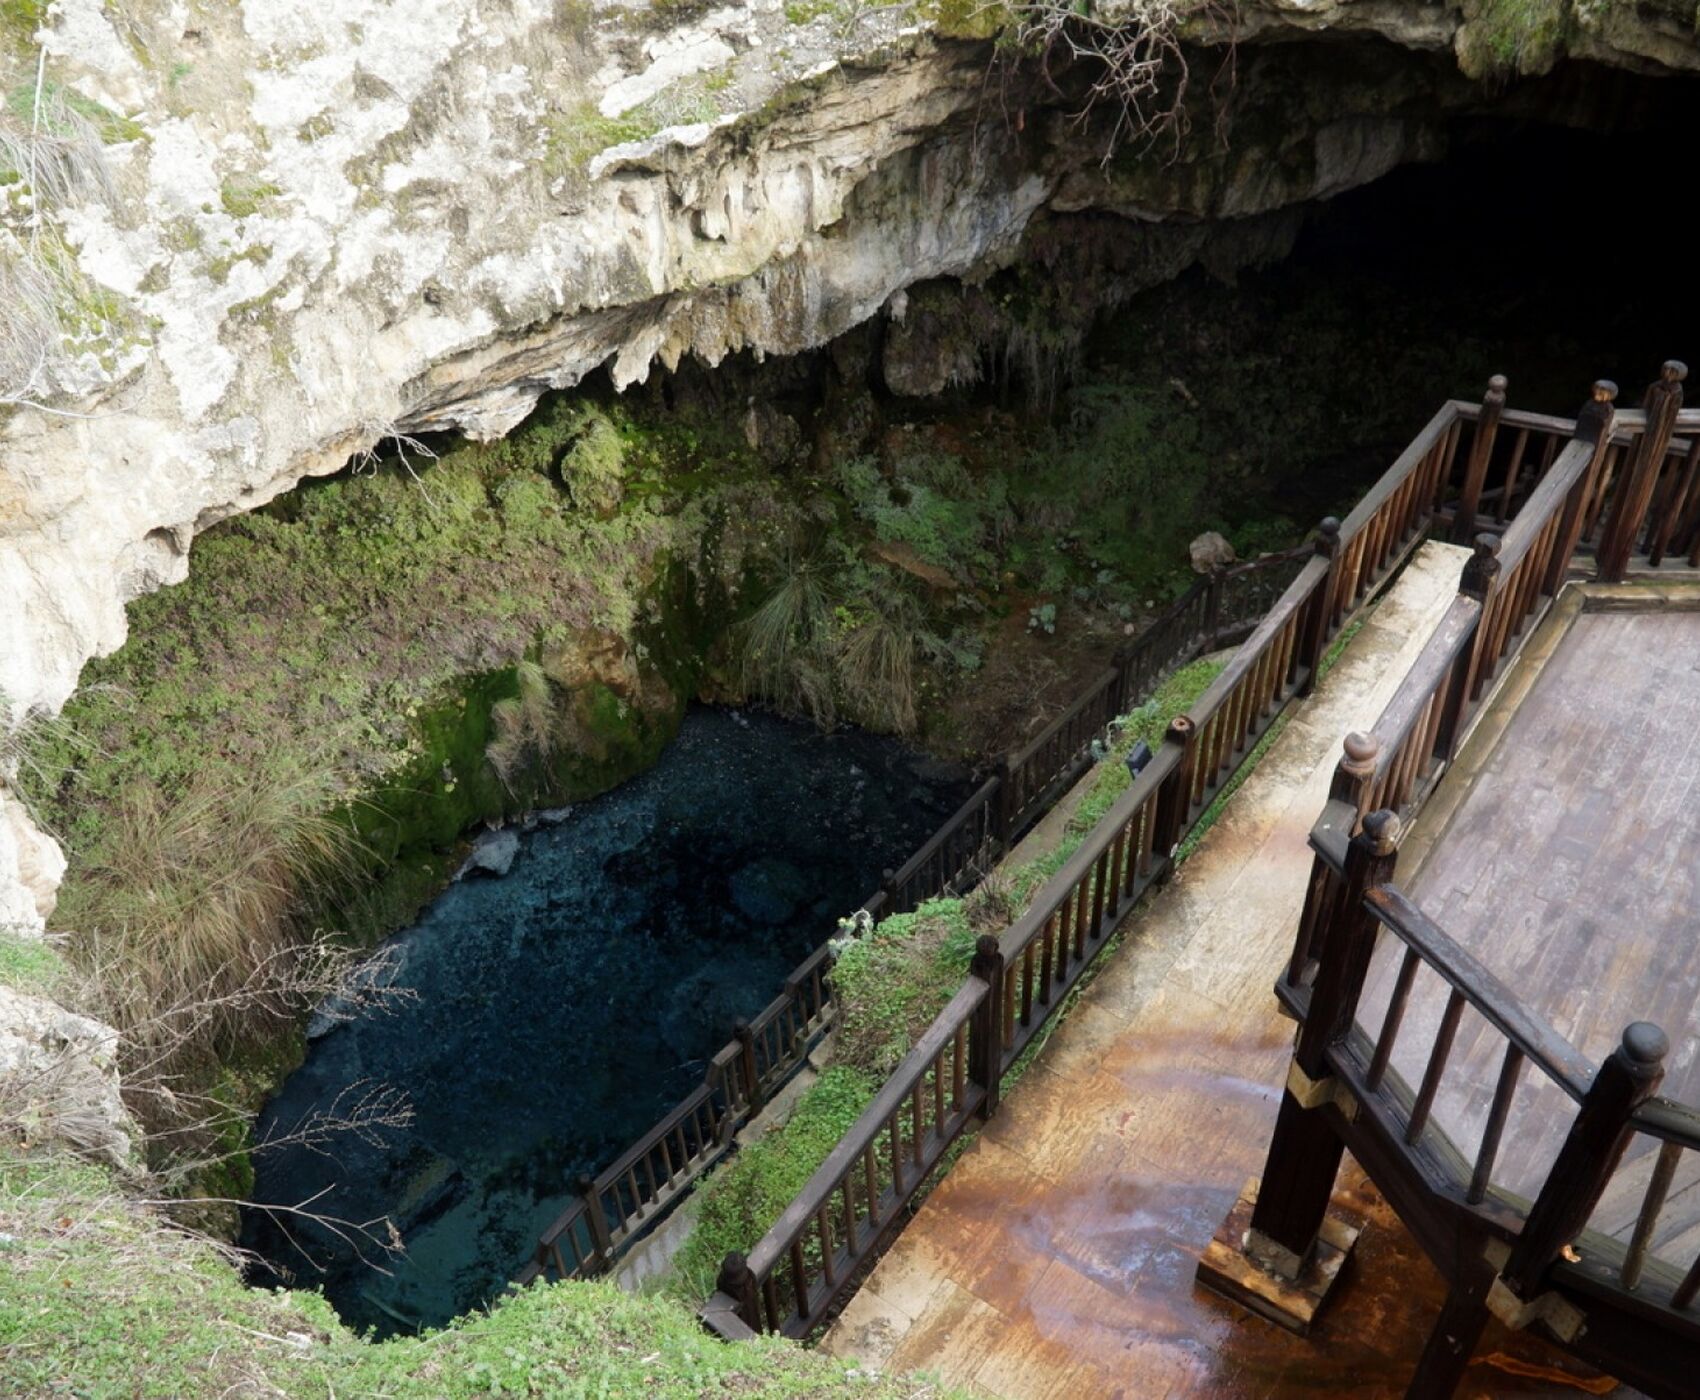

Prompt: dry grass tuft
[
  {"left": 484, "top": 658, "right": 558, "bottom": 793},
  {"left": 58, "top": 771, "right": 363, "bottom": 1081}
]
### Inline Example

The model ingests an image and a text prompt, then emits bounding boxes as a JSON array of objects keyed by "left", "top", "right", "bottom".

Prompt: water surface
[{"left": 242, "top": 706, "right": 966, "bottom": 1334}]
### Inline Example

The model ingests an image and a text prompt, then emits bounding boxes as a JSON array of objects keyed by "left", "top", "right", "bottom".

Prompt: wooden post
[
  {"left": 1505, "top": 1021, "right": 1668, "bottom": 1297},
  {"left": 1287, "top": 736, "right": 1382, "bottom": 992},
  {"left": 969, "top": 934, "right": 1005, "bottom": 1120},
  {"left": 1247, "top": 812, "right": 1400, "bottom": 1277},
  {"left": 1405, "top": 1260, "right": 1501, "bottom": 1399},
  {"left": 1298, "top": 517, "right": 1342, "bottom": 697},
  {"left": 1202, "top": 564, "right": 1225, "bottom": 644},
  {"left": 578, "top": 1174, "right": 614, "bottom": 1276},
  {"left": 1598, "top": 362, "right": 1686, "bottom": 583},
  {"left": 1329, "top": 731, "right": 1381, "bottom": 825},
  {"left": 1454, "top": 375, "right": 1507, "bottom": 543},
  {"left": 716, "top": 1251, "right": 762, "bottom": 1331},
  {"left": 1407, "top": 1022, "right": 1667, "bottom": 1399},
  {"left": 993, "top": 754, "right": 1019, "bottom": 854},
  {"left": 734, "top": 1020, "right": 764, "bottom": 1114},
  {"left": 1546, "top": 380, "right": 1618, "bottom": 596},
  {"left": 1153, "top": 714, "right": 1198, "bottom": 862},
  {"left": 1456, "top": 534, "right": 1502, "bottom": 705},
  {"left": 1110, "top": 642, "right": 1134, "bottom": 717}
]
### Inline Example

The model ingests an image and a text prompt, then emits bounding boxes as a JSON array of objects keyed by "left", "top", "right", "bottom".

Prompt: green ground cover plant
[{"left": 0, "top": 1148, "right": 953, "bottom": 1399}]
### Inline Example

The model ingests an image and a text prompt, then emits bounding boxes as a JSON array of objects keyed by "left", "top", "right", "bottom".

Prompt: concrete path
[{"left": 820, "top": 542, "right": 1631, "bottom": 1398}]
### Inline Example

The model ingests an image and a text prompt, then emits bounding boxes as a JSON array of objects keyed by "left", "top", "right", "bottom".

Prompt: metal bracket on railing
[{"left": 1284, "top": 1060, "right": 1358, "bottom": 1121}]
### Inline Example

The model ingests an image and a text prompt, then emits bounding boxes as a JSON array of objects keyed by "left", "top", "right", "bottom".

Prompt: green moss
[
  {"left": 296, "top": 111, "right": 335, "bottom": 142},
  {"left": 558, "top": 404, "right": 629, "bottom": 515},
  {"left": 917, "top": 0, "right": 1010, "bottom": 39},
  {"left": 783, "top": 0, "right": 844, "bottom": 23},
  {"left": 0, "top": 0, "right": 47, "bottom": 50},
  {"left": 1066, "top": 657, "right": 1226, "bottom": 838},
  {"left": 669, "top": 1067, "right": 876, "bottom": 1299},
  {"left": 0, "top": 930, "right": 69, "bottom": 997},
  {"left": 832, "top": 898, "right": 977, "bottom": 1075},
  {"left": 220, "top": 174, "right": 282, "bottom": 219},
  {"left": 1457, "top": 0, "right": 1570, "bottom": 77},
  {"left": 544, "top": 102, "right": 662, "bottom": 176},
  {"left": 204, "top": 243, "right": 272, "bottom": 284},
  {"left": 5, "top": 78, "right": 143, "bottom": 143},
  {"left": 0, "top": 1147, "right": 945, "bottom": 1399}
]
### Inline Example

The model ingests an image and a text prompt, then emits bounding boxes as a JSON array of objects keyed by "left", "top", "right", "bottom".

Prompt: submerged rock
[{"left": 456, "top": 830, "right": 521, "bottom": 881}]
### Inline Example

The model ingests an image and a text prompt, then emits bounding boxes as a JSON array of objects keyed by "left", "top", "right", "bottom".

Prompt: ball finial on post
[
  {"left": 1622, "top": 1021, "right": 1670, "bottom": 1067},
  {"left": 1342, "top": 731, "right": 1379, "bottom": 769}
]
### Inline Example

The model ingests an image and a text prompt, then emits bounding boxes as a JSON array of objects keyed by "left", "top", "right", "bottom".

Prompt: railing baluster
[
  {"left": 1674, "top": 1252, "right": 1700, "bottom": 1310},
  {"left": 1367, "top": 946, "right": 1421, "bottom": 1092},
  {"left": 1407, "top": 988, "right": 1466, "bottom": 1144},
  {"left": 1623, "top": 1139, "right": 1683, "bottom": 1291},
  {"left": 817, "top": 1205, "right": 836, "bottom": 1287},
  {"left": 1467, "top": 1044, "right": 1524, "bottom": 1204}
]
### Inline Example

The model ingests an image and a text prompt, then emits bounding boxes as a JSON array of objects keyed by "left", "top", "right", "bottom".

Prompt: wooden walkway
[
  {"left": 822, "top": 543, "right": 1632, "bottom": 1397},
  {"left": 1383, "top": 588, "right": 1700, "bottom": 1262}
]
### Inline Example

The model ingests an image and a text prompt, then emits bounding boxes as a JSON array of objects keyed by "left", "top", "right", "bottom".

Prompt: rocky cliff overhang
[{"left": 1, "top": 0, "right": 1696, "bottom": 933}]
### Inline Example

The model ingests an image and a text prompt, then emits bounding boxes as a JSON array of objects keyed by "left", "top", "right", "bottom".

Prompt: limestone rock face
[
  {"left": 0, "top": 984, "right": 134, "bottom": 1167},
  {"left": 1, "top": 0, "right": 1697, "bottom": 936}
]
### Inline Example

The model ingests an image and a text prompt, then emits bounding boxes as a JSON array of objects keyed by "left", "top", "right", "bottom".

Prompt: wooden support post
[
  {"left": 1247, "top": 811, "right": 1400, "bottom": 1284},
  {"left": 1200, "top": 812, "right": 1398, "bottom": 1330},
  {"left": 1455, "top": 533, "right": 1502, "bottom": 711},
  {"left": 578, "top": 1174, "right": 614, "bottom": 1276},
  {"left": 1109, "top": 642, "right": 1134, "bottom": 718},
  {"left": 1328, "top": 731, "right": 1381, "bottom": 828},
  {"left": 734, "top": 1020, "right": 764, "bottom": 1114},
  {"left": 1294, "top": 810, "right": 1400, "bottom": 1078},
  {"left": 1152, "top": 714, "right": 1197, "bottom": 863},
  {"left": 1598, "top": 362, "right": 1685, "bottom": 582},
  {"left": 969, "top": 934, "right": 1005, "bottom": 1120},
  {"left": 716, "top": 1251, "right": 762, "bottom": 1331},
  {"left": 1298, "top": 517, "right": 1342, "bottom": 697},
  {"left": 1405, "top": 1259, "right": 1500, "bottom": 1399},
  {"left": 1454, "top": 374, "right": 1507, "bottom": 543}
]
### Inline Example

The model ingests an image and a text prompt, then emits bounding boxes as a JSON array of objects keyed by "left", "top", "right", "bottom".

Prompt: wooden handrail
[
  {"left": 1336, "top": 403, "right": 1462, "bottom": 541},
  {"left": 997, "top": 746, "right": 1179, "bottom": 964},
  {"left": 745, "top": 977, "right": 989, "bottom": 1282},
  {"left": 1496, "top": 438, "right": 1595, "bottom": 577},
  {"left": 1365, "top": 884, "right": 1594, "bottom": 1100}
]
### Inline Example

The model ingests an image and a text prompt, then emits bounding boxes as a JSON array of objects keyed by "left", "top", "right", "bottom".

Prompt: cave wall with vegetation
[{"left": 6, "top": 0, "right": 1700, "bottom": 1387}]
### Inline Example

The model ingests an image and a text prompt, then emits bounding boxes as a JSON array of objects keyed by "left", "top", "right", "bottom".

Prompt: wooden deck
[
  {"left": 1375, "top": 588, "right": 1700, "bottom": 1259},
  {"left": 822, "top": 546, "right": 1631, "bottom": 1397}
]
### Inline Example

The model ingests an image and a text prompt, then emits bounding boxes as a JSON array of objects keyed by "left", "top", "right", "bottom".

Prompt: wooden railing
[
  {"left": 702, "top": 384, "right": 1486, "bottom": 1340},
  {"left": 995, "top": 546, "right": 1309, "bottom": 843},
  {"left": 1238, "top": 365, "right": 1700, "bottom": 1397},
  {"left": 1262, "top": 801, "right": 1689, "bottom": 1397},
  {"left": 515, "top": 534, "right": 1313, "bottom": 1290}
]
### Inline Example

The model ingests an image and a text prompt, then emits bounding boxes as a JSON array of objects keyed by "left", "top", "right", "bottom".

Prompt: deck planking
[{"left": 1365, "top": 605, "right": 1700, "bottom": 1264}]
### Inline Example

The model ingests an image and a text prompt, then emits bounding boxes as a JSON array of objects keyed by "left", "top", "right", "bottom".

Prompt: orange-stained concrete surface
[{"left": 822, "top": 548, "right": 1636, "bottom": 1399}]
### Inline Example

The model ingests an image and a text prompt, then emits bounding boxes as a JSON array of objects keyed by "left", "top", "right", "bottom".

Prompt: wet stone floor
[{"left": 242, "top": 705, "right": 967, "bottom": 1336}]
